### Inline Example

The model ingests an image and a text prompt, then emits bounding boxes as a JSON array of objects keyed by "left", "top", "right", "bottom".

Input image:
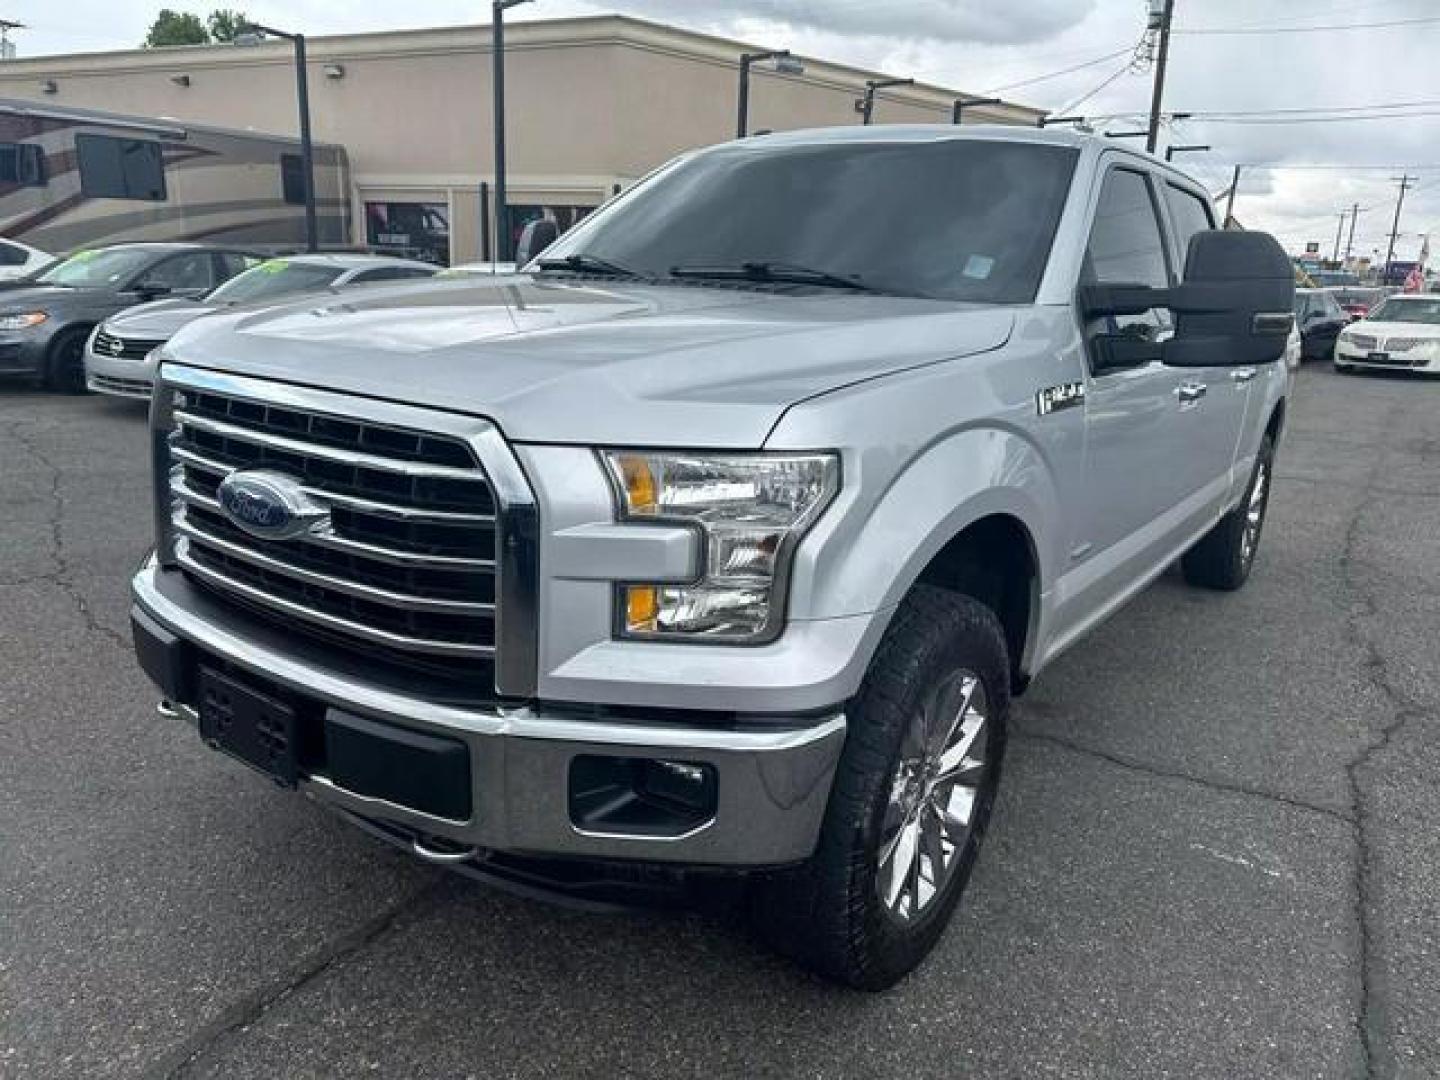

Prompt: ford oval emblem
[{"left": 216, "top": 470, "right": 329, "bottom": 541}]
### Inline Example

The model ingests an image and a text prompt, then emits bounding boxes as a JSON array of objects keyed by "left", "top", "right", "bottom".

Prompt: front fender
[{"left": 783, "top": 422, "right": 1064, "bottom": 623}]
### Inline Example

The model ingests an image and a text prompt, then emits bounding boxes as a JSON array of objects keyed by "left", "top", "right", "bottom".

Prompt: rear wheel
[
  {"left": 1181, "top": 434, "right": 1274, "bottom": 591},
  {"left": 750, "top": 586, "right": 1009, "bottom": 990},
  {"left": 42, "top": 326, "right": 92, "bottom": 394}
]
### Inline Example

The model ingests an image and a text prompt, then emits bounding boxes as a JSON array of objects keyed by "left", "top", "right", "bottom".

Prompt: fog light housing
[{"left": 569, "top": 755, "right": 718, "bottom": 838}]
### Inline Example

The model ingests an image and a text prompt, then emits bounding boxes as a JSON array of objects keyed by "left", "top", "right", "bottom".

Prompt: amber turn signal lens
[
  {"left": 625, "top": 586, "right": 659, "bottom": 631},
  {"left": 616, "top": 453, "right": 658, "bottom": 514}
]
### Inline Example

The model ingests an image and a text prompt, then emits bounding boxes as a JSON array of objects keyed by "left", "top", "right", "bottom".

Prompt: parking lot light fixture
[
  {"left": 737, "top": 49, "right": 803, "bottom": 138},
  {"left": 235, "top": 23, "right": 317, "bottom": 252},
  {"left": 951, "top": 95, "right": 1001, "bottom": 125},
  {"left": 859, "top": 77, "right": 914, "bottom": 125},
  {"left": 493, "top": 0, "right": 535, "bottom": 264}
]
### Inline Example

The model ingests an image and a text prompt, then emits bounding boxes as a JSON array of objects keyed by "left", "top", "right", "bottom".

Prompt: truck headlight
[
  {"left": 0, "top": 311, "right": 48, "bottom": 331},
  {"left": 601, "top": 450, "right": 839, "bottom": 642}
]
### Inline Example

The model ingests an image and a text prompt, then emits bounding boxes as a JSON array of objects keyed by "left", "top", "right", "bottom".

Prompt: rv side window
[
  {"left": 0, "top": 143, "right": 46, "bottom": 187},
  {"left": 75, "top": 133, "right": 167, "bottom": 201},
  {"left": 280, "top": 154, "right": 306, "bottom": 205}
]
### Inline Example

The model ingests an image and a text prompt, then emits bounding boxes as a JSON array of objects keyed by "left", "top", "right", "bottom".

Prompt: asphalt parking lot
[{"left": 2, "top": 363, "right": 1437, "bottom": 1080}]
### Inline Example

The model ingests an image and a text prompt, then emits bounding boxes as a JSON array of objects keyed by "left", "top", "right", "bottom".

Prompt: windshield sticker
[
  {"left": 962, "top": 254, "right": 995, "bottom": 280},
  {"left": 70, "top": 249, "right": 98, "bottom": 263},
  {"left": 256, "top": 259, "right": 290, "bottom": 274}
]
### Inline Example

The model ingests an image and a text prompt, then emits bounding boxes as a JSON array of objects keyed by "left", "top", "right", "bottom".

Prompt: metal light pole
[
  {"left": 859, "top": 77, "right": 913, "bottom": 125},
  {"left": 952, "top": 95, "right": 1001, "bottom": 125},
  {"left": 237, "top": 23, "right": 317, "bottom": 251},
  {"left": 1344, "top": 203, "right": 1361, "bottom": 265},
  {"left": 1164, "top": 143, "right": 1208, "bottom": 161},
  {"left": 737, "top": 50, "right": 804, "bottom": 138},
  {"left": 493, "top": 0, "right": 534, "bottom": 263},
  {"left": 1382, "top": 175, "right": 1415, "bottom": 284}
]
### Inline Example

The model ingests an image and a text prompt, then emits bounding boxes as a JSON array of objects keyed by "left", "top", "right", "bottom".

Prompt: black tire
[
  {"left": 42, "top": 326, "right": 92, "bottom": 394},
  {"left": 1181, "top": 434, "right": 1274, "bottom": 591},
  {"left": 1334, "top": 361, "right": 1355, "bottom": 375},
  {"left": 750, "top": 586, "right": 1009, "bottom": 990}
]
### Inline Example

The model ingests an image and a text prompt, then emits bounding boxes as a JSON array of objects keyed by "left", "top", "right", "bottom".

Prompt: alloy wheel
[{"left": 876, "top": 669, "right": 990, "bottom": 922}]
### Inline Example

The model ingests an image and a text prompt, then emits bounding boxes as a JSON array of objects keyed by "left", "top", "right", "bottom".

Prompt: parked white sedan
[
  {"left": 85, "top": 253, "right": 436, "bottom": 399},
  {"left": 0, "top": 237, "right": 52, "bottom": 281},
  {"left": 1334, "top": 295, "right": 1440, "bottom": 374}
]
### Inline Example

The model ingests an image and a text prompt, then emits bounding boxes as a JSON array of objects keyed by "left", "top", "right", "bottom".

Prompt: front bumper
[
  {"left": 131, "top": 556, "right": 846, "bottom": 868},
  {"left": 1334, "top": 340, "right": 1440, "bottom": 372},
  {"left": 0, "top": 332, "right": 48, "bottom": 376},
  {"left": 85, "top": 341, "right": 158, "bottom": 399}
]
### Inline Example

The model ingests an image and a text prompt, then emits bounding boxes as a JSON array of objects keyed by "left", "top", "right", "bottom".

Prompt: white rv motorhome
[{"left": 0, "top": 99, "right": 349, "bottom": 255}]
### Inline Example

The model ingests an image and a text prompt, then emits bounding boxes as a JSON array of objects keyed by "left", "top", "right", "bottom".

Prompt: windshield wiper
[
  {"left": 535, "top": 253, "right": 646, "bottom": 279},
  {"left": 668, "top": 261, "right": 885, "bottom": 293}
]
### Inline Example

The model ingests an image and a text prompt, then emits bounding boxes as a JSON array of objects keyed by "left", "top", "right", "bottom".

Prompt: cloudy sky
[{"left": 15, "top": 0, "right": 1440, "bottom": 261}]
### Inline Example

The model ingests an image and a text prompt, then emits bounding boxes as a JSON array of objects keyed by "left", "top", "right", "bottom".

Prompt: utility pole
[
  {"left": 1332, "top": 210, "right": 1347, "bottom": 263},
  {"left": 1223, "top": 165, "right": 1241, "bottom": 227},
  {"left": 1344, "top": 202, "right": 1361, "bottom": 265},
  {"left": 1382, "top": 175, "right": 1415, "bottom": 285},
  {"left": 1145, "top": 0, "right": 1176, "bottom": 154}
]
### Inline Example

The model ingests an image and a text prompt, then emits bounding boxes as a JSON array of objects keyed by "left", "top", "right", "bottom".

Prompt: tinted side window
[
  {"left": 144, "top": 253, "right": 216, "bottom": 291},
  {"left": 1163, "top": 183, "right": 1215, "bottom": 265},
  {"left": 76, "top": 134, "right": 166, "bottom": 201},
  {"left": 1084, "top": 170, "right": 1169, "bottom": 287},
  {"left": 280, "top": 153, "right": 306, "bottom": 205},
  {"left": 218, "top": 253, "right": 262, "bottom": 279},
  {"left": 0, "top": 143, "right": 46, "bottom": 186},
  {"left": 0, "top": 241, "right": 28, "bottom": 267}
]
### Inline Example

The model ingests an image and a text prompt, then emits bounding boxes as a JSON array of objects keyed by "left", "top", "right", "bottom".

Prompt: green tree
[
  {"left": 143, "top": 9, "right": 210, "bottom": 47},
  {"left": 206, "top": 9, "right": 249, "bottom": 43}
]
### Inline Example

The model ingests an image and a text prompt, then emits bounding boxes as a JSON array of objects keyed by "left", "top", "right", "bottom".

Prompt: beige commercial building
[{"left": 0, "top": 15, "right": 1042, "bottom": 264}]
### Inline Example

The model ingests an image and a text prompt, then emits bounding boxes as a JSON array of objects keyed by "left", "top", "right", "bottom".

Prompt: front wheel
[
  {"left": 1181, "top": 434, "right": 1274, "bottom": 591},
  {"left": 750, "top": 586, "right": 1009, "bottom": 990},
  {"left": 42, "top": 326, "right": 92, "bottom": 394}
]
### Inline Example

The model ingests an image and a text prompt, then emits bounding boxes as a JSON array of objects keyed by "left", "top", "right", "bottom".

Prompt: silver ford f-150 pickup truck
[{"left": 130, "top": 126, "right": 1294, "bottom": 989}]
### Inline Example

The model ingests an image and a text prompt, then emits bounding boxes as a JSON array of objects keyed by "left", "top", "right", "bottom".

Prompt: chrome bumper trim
[{"left": 134, "top": 557, "right": 846, "bottom": 866}]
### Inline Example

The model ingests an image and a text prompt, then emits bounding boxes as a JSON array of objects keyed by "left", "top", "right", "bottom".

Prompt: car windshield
[
  {"left": 1368, "top": 298, "right": 1440, "bottom": 324},
  {"left": 36, "top": 248, "right": 157, "bottom": 288},
  {"left": 537, "top": 139, "right": 1079, "bottom": 303},
  {"left": 208, "top": 260, "right": 343, "bottom": 304}
]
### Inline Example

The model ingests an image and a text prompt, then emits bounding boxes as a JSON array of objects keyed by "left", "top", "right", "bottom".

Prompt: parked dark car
[
  {"left": 0, "top": 243, "right": 262, "bottom": 391},
  {"left": 1293, "top": 287, "right": 1350, "bottom": 361}
]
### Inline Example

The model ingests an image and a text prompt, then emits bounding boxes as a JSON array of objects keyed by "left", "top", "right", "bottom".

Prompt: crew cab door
[{"left": 1069, "top": 164, "right": 1242, "bottom": 609}]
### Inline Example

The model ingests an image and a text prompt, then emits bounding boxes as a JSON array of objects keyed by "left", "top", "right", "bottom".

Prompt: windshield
[
  {"left": 539, "top": 140, "right": 1079, "bottom": 303},
  {"left": 1368, "top": 297, "right": 1440, "bottom": 325},
  {"left": 208, "top": 260, "right": 343, "bottom": 304},
  {"left": 37, "top": 248, "right": 157, "bottom": 288}
]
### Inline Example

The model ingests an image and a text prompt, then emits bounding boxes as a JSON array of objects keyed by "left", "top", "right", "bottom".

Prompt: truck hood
[
  {"left": 162, "top": 276, "right": 1015, "bottom": 448},
  {"left": 107, "top": 297, "right": 214, "bottom": 339}
]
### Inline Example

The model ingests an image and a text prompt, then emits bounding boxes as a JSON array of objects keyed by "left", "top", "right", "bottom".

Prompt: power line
[
  {"left": 1198, "top": 110, "right": 1440, "bottom": 125},
  {"left": 1054, "top": 60, "right": 1135, "bottom": 116},
  {"left": 1176, "top": 14, "right": 1440, "bottom": 35},
  {"left": 983, "top": 47, "right": 1134, "bottom": 93}
]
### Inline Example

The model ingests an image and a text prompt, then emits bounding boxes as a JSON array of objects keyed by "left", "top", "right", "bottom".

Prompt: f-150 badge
[{"left": 1036, "top": 381, "right": 1085, "bottom": 416}]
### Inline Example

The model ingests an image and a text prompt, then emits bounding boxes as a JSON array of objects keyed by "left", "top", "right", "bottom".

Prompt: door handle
[
  {"left": 1174, "top": 381, "right": 1207, "bottom": 403},
  {"left": 1230, "top": 367, "right": 1258, "bottom": 384}
]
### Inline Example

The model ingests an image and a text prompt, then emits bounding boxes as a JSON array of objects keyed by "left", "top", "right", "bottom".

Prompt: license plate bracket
[{"left": 197, "top": 667, "right": 299, "bottom": 786}]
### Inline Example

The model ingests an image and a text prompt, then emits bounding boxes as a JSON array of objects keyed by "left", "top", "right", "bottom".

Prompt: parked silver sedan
[{"left": 85, "top": 253, "right": 436, "bottom": 399}]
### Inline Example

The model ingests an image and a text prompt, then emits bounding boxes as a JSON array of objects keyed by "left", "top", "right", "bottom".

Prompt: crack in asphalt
[
  {"left": 144, "top": 881, "right": 449, "bottom": 1080},
  {"left": 3, "top": 417, "right": 131, "bottom": 652},
  {"left": 1010, "top": 727, "right": 1357, "bottom": 826},
  {"left": 1335, "top": 407, "right": 1438, "bottom": 1080}
]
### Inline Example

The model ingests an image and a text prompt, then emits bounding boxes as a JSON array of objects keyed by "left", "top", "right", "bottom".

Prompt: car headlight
[
  {"left": 601, "top": 450, "right": 839, "bottom": 643},
  {"left": 0, "top": 311, "right": 48, "bottom": 331}
]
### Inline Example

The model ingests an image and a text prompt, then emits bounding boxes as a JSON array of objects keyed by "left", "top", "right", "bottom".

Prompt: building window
[
  {"left": 365, "top": 201, "right": 450, "bottom": 266},
  {"left": 0, "top": 143, "right": 46, "bottom": 187},
  {"left": 75, "top": 133, "right": 167, "bottom": 201},
  {"left": 280, "top": 153, "right": 306, "bottom": 206}
]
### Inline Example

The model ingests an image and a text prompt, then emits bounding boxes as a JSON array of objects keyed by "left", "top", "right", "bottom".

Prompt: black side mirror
[
  {"left": 1164, "top": 231, "right": 1294, "bottom": 368},
  {"left": 515, "top": 219, "right": 559, "bottom": 266}
]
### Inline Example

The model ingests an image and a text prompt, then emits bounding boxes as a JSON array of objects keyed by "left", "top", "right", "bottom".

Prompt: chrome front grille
[
  {"left": 156, "top": 365, "right": 539, "bottom": 693},
  {"left": 1348, "top": 333, "right": 1378, "bottom": 351},
  {"left": 94, "top": 329, "right": 165, "bottom": 360}
]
